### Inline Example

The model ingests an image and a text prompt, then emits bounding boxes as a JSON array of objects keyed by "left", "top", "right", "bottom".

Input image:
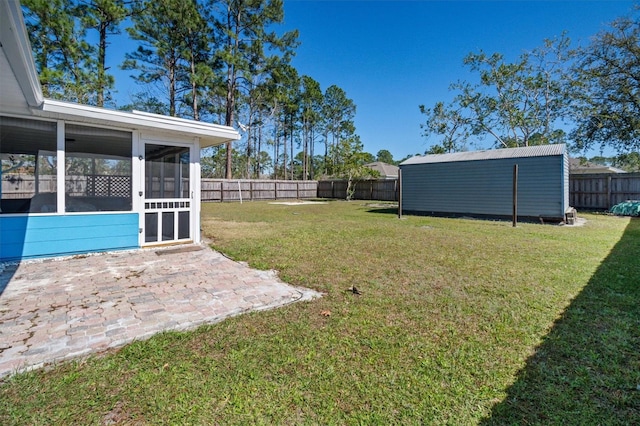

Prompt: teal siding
[{"left": 0, "top": 213, "right": 139, "bottom": 261}]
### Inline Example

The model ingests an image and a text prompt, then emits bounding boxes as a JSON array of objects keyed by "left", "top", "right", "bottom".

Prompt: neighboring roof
[
  {"left": 569, "top": 158, "right": 627, "bottom": 174},
  {"left": 365, "top": 161, "right": 399, "bottom": 177},
  {"left": 400, "top": 144, "right": 567, "bottom": 166},
  {"left": 0, "top": 0, "right": 239, "bottom": 147}
]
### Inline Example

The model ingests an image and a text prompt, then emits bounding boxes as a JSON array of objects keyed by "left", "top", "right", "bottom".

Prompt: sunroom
[{"left": 0, "top": 0, "right": 240, "bottom": 262}]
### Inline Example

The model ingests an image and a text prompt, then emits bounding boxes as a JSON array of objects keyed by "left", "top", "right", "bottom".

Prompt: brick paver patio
[{"left": 0, "top": 245, "right": 321, "bottom": 379}]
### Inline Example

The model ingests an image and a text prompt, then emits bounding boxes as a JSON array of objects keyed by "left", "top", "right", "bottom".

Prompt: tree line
[
  {"left": 22, "top": 0, "right": 379, "bottom": 180},
  {"left": 420, "top": 8, "right": 640, "bottom": 172}
]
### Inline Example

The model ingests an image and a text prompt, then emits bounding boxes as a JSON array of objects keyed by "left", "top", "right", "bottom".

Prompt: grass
[{"left": 1, "top": 200, "right": 639, "bottom": 424}]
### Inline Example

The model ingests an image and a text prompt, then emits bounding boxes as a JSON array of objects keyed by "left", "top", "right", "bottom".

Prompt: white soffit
[
  {"left": 32, "top": 99, "right": 240, "bottom": 147},
  {"left": 0, "top": 0, "right": 43, "bottom": 108},
  {"left": 0, "top": 47, "right": 29, "bottom": 112}
]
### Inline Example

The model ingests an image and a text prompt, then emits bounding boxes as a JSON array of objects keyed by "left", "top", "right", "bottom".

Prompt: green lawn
[{"left": 1, "top": 201, "right": 639, "bottom": 425}]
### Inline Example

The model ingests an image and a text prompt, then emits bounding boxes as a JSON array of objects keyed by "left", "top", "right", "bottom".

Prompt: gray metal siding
[
  {"left": 563, "top": 153, "right": 569, "bottom": 212},
  {"left": 400, "top": 154, "right": 566, "bottom": 218}
]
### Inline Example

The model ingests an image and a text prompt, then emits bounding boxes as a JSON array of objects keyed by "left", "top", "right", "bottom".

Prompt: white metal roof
[{"left": 400, "top": 144, "right": 567, "bottom": 166}]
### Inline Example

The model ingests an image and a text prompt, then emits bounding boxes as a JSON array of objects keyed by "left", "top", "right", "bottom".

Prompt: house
[
  {"left": 399, "top": 144, "right": 570, "bottom": 221},
  {"left": 0, "top": 0, "right": 240, "bottom": 262},
  {"left": 365, "top": 162, "right": 399, "bottom": 179},
  {"left": 569, "top": 158, "right": 627, "bottom": 175}
]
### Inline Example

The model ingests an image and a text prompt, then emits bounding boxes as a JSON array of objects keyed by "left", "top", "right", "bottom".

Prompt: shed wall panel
[
  {"left": 0, "top": 213, "right": 139, "bottom": 261},
  {"left": 563, "top": 153, "right": 570, "bottom": 212},
  {"left": 400, "top": 154, "right": 566, "bottom": 219}
]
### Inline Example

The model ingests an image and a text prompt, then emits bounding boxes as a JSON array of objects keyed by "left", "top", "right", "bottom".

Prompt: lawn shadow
[
  {"left": 481, "top": 218, "right": 640, "bottom": 425},
  {"left": 365, "top": 207, "right": 399, "bottom": 215},
  {"left": 361, "top": 202, "right": 400, "bottom": 216}
]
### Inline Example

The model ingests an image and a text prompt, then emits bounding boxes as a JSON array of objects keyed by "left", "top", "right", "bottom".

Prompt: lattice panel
[{"left": 87, "top": 175, "right": 131, "bottom": 197}]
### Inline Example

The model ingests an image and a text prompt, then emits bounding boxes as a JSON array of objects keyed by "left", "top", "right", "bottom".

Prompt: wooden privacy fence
[
  {"left": 318, "top": 175, "right": 640, "bottom": 209},
  {"left": 6, "top": 175, "right": 638, "bottom": 209},
  {"left": 317, "top": 179, "right": 399, "bottom": 201},
  {"left": 1, "top": 175, "right": 56, "bottom": 198},
  {"left": 2, "top": 177, "right": 318, "bottom": 203},
  {"left": 570, "top": 173, "right": 640, "bottom": 210},
  {"left": 201, "top": 179, "right": 318, "bottom": 202}
]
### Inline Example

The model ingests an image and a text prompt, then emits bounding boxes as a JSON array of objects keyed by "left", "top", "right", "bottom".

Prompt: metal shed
[{"left": 399, "top": 144, "right": 570, "bottom": 221}]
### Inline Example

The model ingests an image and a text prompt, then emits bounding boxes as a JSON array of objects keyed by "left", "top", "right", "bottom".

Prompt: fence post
[
  {"left": 395, "top": 178, "right": 398, "bottom": 201},
  {"left": 397, "top": 169, "right": 402, "bottom": 219},
  {"left": 607, "top": 175, "right": 612, "bottom": 209}
]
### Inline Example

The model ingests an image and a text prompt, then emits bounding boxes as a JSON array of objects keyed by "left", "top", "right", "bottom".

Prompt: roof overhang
[
  {"left": 30, "top": 99, "right": 240, "bottom": 147},
  {"left": 0, "top": 0, "right": 43, "bottom": 108}
]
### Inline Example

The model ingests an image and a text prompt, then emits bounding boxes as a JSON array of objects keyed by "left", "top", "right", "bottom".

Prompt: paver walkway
[{"left": 0, "top": 245, "right": 321, "bottom": 379}]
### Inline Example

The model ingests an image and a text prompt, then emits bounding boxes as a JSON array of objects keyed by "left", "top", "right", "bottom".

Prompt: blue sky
[
  {"left": 110, "top": 1, "right": 635, "bottom": 162},
  {"left": 281, "top": 0, "right": 635, "bottom": 161}
]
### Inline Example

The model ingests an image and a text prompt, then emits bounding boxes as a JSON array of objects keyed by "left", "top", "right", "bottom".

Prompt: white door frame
[{"left": 136, "top": 133, "right": 200, "bottom": 247}]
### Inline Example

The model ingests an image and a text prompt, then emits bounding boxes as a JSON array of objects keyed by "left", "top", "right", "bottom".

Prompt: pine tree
[
  {"left": 23, "top": 0, "right": 98, "bottom": 103},
  {"left": 322, "top": 85, "right": 356, "bottom": 176},
  {"left": 123, "top": 0, "right": 206, "bottom": 117},
  {"left": 209, "top": 0, "right": 299, "bottom": 178},
  {"left": 300, "top": 76, "right": 323, "bottom": 180},
  {"left": 77, "top": 0, "right": 140, "bottom": 107}
]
